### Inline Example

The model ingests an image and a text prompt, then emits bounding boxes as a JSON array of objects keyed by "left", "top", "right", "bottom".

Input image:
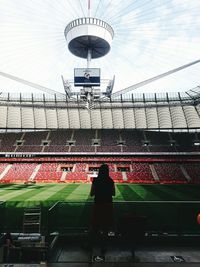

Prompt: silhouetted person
[
  {"left": 89, "top": 164, "right": 115, "bottom": 258},
  {"left": 3, "top": 232, "right": 14, "bottom": 262}
]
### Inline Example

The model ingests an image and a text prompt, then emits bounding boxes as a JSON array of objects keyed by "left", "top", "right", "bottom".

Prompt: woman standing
[{"left": 89, "top": 163, "right": 115, "bottom": 258}]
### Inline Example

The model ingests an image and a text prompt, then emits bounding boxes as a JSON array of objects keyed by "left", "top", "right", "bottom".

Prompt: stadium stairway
[
  {"left": 122, "top": 171, "right": 127, "bottom": 181},
  {"left": 180, "top": 165, "right": 191, "bottom": 182},
  {"left": 149, "top": 164, "right": 159, "bottom": 182},
  {"left": 0, "top": 164, "right": 11, "bottom": 180},
  {"left": 23, "top": 207, "right": 41, "bottom": 234},
  {"left": 60, "top": 172, "right": 67, "bottom": 182},
  {"left": 29, "top": 164, "right": 41, "bottom": 182}
]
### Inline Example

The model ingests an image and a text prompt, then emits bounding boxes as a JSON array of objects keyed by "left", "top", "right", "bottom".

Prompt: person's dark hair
[
  {"left": 5, "top": 232, "right": 12, "bottom": 239},
  {"left": 98, "top": 164, "right": 109, "bottom": 179},
  {"left": 4, "top": 232, "right": 13, "bottom": 245}
]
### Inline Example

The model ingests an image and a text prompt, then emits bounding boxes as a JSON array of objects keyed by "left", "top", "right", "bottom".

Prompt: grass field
[
  {"left": 1, "top": 183, "right": 200, "bottom": 207},
  {"left": 1, "top": 183, "right": 200, "bottom": 233}
]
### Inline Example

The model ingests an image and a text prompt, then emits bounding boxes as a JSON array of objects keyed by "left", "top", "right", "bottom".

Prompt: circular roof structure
[
  {"left": 65, "top": 17, "right": 114, "bottom": 59},
  {"left": 0, "top": 1, "right": 199, "bottom": 94}
]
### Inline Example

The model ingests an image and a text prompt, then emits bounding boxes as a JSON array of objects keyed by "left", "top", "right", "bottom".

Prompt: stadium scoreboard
[{"left": 74, "top": 68, "right": 100, "bottom": 87}]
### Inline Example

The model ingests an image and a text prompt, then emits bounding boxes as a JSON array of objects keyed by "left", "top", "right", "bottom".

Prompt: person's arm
[{"left": 90, "top": 183, "right": 95, "bottom": 197}]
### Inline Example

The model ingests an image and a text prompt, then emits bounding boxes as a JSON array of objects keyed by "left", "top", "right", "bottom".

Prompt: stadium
[{"left": 0, "top": 0, "right": 200, "bottom": 266}]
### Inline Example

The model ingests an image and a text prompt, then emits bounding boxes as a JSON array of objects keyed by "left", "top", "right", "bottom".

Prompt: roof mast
[
  {"left": 63, "top": 0, "right": 114, "bottom": 103},
  {"left": 87, "top": 0, "right": 91, "bottom": 68},
  {"left": 88, "top": 0, "right": 91, "bottom": 18}
]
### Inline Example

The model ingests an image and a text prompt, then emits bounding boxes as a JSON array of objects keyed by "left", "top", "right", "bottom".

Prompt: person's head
[
  {"left": 5, "top": 232, "right": 11, "bottom": 238},
  {"left": 5, "top": 232, "right": 12, "bottom": 242},
  {"left": 98, "top": 164, "right": 109, "bottom": 179}
]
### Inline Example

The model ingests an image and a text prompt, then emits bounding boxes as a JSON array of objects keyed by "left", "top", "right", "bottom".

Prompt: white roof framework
[
  {"left": 0, "top": 89, "right": 200, "bottom": 130},
  {"left": 0, "top": 0, "right": 200, "bottom": 93}
]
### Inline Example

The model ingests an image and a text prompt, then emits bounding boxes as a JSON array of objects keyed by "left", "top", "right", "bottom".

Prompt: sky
[{"left": 0, "top": 0, "right": 199, "bottom": 96}]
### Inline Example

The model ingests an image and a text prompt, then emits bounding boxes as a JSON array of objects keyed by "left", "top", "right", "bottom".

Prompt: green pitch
[
  {"left": 0, "top": 183, "right": 200, "bottom": 206},
  {"left": 1, "top": 183, "right": 200, "bottom": 233}
]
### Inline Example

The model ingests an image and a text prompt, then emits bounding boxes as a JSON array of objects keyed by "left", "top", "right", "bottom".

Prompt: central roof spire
[{"left": 88, "top": 0, "right": 91, "bottom": 17}]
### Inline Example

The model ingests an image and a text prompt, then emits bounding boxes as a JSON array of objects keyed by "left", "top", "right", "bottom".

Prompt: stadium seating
[
  {"left": 48, "top": 130, "right": 72, "bottom": 145},
  {"left": 71, "top": 145, "right": 95, "bottom": 152},
  {"left": 65, "top": 172, "right": 88, "bottom": 182},
  {"left": 145, "top": 131, "right": 170, "bottom": 145},
  {"left": 0, "top": 159, "right": 199, "bottom": 184},
  {"left": 126, "top": 163, "right": 155, "bottom": 183},
  {"left": 0, "top": 129, "right": 199, "bottom": 185},
  {"left": 0, "top": 129, "right": 198, "bottom": 153},
  {"left": 34, "top": 163, "right": 62, "bottom": 182},
  {"left": 108, "top": 164, "right": 116, "bottom": 172},
  {"left": 44, "top": 130, "right": 72, "bottom": 152},
  {"left": 23, "top": 131, "right": 48, "bottom": 145},
  {"left": 17, "top": 145, "right": 43, "bottom": 152},
  {"left": 0, "top": 132, "right": 22, "bottom": 152},
  {"left": 171, "top": 132, "right": 197, "bottom": 152},
  {"left": 74, "top": 129, "right": 95, "bottom": 145},
  {"left": 121, "top": 130, "right": 148, "bottom": 152},
  {"left": 110, "top": 171, "right": 123, "bottom": 182},
  {"left": 154, "top": 163, "right": 187, "bottom": 183},
  {"left": 74, "top": 163, "right": 87, "bottom": 172},
  {"left": 97, "top": 130, "right": 121, "bottom": 152},
  {"left": 44, "top": 145, "right": 69, "bottom": 152},
  {"left": 16, "top": 131, "right": 48, "bottom": 152},
  {"left": 184, "top": 163, "right": 200, "bottom": 183},
  {"left": 1, "top": 163, "right": 37, "bottom": 183}
]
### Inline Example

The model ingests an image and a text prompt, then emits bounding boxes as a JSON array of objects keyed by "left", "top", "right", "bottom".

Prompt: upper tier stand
[{"left": 64, "top": 17, "right": 114, "bottom": 59}]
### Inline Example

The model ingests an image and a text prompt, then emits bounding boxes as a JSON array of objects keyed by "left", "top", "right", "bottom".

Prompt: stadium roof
[
  {"left": 0, "top": 0, "right": 200, "bottom": 94},
  {"left": 0, "top": 89, "right": 200, "bottom": 130},
  {"left": 0, "top": 1, "right": 200, "bottom": 131}
]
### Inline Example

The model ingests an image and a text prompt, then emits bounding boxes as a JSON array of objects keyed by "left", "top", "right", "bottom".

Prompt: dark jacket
[{"left": 91, "top": 177, "right": 115, "bottom": 203}]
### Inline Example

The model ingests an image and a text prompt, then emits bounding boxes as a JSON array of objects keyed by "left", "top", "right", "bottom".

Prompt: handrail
[
  {"left": 48, "top": 200, "right": 200, "bottom": 210},
  {"left": 48, "top": 201, "right": 60, "bottom": 212}
]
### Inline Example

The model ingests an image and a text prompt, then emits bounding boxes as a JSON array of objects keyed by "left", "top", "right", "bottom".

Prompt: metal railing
[{"left": 47, "top": 200, "right": 200, "bottom": 235}]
